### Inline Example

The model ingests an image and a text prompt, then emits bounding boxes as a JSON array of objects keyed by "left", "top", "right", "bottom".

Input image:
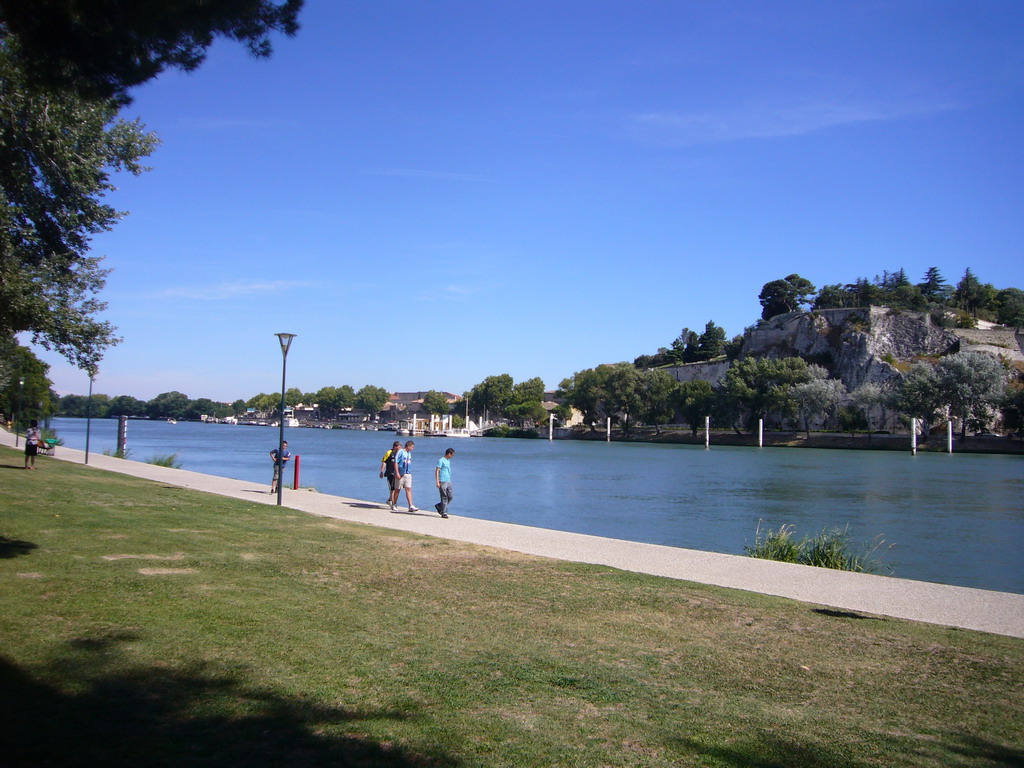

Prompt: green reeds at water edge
[
  {"left": 145, "top": 453, "right": 182, "bottom": 469},
  {"left": 745, "top": 521, "right": 893, "bottom": 574}
]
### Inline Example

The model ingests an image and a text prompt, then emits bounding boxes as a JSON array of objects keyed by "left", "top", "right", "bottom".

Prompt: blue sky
[{"left": 31, "top": 0, "right": 1024, "bottom": 402}]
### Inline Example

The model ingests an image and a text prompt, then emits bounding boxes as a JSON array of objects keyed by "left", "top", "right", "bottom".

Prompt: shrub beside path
[{"left": 5, "top": 429, "right": 1022, "bottom": 639}]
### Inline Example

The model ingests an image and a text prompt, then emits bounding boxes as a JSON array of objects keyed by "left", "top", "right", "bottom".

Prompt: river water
[{"left": 48, "top": 417, "right": 1024, "bottom": 594}]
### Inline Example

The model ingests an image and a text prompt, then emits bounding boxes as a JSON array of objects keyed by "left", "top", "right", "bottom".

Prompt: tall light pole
[
  {"left": 15, "top": 378, "right": 24, "bottom": 447},
  {"left": 275, "top": 333, "right": 296, "bottom": 506},
  {"left": 85, "top": 372, "right": 95, "bottom": 465}
]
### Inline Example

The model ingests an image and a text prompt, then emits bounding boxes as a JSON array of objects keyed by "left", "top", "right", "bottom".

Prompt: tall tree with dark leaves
[
  {"left": 0, "top": 0, "right": 303, "bottom": 104},
  {"left": 0, "top": 41, "right": 158, "bottom": 370},
  {"left": 758, "top": 274, "right": 816, "bottom": 319}
]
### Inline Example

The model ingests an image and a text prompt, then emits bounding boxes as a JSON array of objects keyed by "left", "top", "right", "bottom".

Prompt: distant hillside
[{"left": 661, "top": 307, "right": 1023, "bottom": 391}]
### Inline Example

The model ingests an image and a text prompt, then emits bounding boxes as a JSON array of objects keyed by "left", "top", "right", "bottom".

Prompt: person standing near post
[
  {"left": 270, "top": 440, "right": 291, "bottom": 494},
  {"left": 380, "top": 440, "right": 401, "bottom": 510},
  {"left": 434, "top": 447, "right": 454, "bottom": 518},
  {"left": 24, "top": 420, "right": 41, "bottom": 470},
  {"left": 395, "top": 440, "right": 417, "bottom": 512}
]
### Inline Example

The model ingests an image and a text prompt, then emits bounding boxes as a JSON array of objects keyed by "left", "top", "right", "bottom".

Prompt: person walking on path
[
  {"left": 270, "top": 440, "right": 291, "bottom": 494},
  {"left": 23, "top": 420, "right": 41, "bottom": 470},
  {"left": 380, "top": 440, "right": 401, "bottom": 510},
  {"left": 395, "top": 440, "right": 417, "bottom": 512},
  {"left": 434, "top": 447, "right": 455, "bottom": 519}
]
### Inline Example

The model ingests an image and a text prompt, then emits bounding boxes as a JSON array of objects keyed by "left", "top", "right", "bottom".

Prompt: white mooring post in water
[
  {"left": 704, "top": 416, "right": 710, "bottom": 449},
  {"left": 757, "top": 418, "right": 763, "bottom": 448},
  {"left": 548, "top": 416, "right": 553, "bottom": 441},
  {"left": 606, "top": 417, "right": 611, "bottom": 442},
  {"left": 911, "top": 418, "right": 917, "bottom": 455},
  {"left": 947, "top": 420, "right": 954, "bottom": 453}
]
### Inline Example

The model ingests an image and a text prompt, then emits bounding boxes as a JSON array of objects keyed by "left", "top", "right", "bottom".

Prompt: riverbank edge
[{"left": 571, "top": 428, "right": 1024, "bottom": 454}]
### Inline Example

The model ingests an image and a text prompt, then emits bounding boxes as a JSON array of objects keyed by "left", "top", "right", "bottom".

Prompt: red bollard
[{"left": 293, "top": 454, "right": 300, "bottom": 490}]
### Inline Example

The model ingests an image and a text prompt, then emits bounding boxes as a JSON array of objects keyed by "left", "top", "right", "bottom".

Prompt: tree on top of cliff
[
  {"left": 758, "top": 274, "right": 817, "bottom": 319},
  {"left": 918, "top": 267, "right": 952, "bottom": 303}
]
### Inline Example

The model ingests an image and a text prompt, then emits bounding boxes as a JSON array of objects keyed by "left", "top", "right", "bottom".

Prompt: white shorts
[{"left": 399, "top": 474, "right": 413, "bottom": 489}]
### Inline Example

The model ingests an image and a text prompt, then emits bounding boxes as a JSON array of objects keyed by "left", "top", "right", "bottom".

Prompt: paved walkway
[{"left": 5, "top": 431, "right": 1024, "bottom": 639}]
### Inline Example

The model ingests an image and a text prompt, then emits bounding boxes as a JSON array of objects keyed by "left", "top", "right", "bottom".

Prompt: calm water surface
[{"left": 50, "top": 418, "right": 1024, "bottom": 594}]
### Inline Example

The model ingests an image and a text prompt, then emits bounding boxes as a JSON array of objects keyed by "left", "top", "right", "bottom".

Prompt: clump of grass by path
[
  {"left": 1, "top": 447, "right": 1022, "bottom": 767},
  {"left": 746, "top": 522, "right": 892, "bottom": 573}
]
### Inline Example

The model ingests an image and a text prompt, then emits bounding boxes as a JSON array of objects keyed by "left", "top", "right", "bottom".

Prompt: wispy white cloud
[
  {"left": 440, "top": 284, "right": 478, "bottom": 296},
  {"left": 159, "top": 280, "right": 313, "bottom": 301},
  {"left": 370, "top": 168, "right": 494, "bottom": 183},
  {"left": 631, "top": 96, "right": 960, "bottom": 145}
]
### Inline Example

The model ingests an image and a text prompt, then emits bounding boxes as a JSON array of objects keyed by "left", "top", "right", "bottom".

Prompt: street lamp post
[
  {"left": 15, "top": 378, "right": 24, "bottom": 447},
  {"left": 85, "top": 374, "right": 95, "bottom": 464},
  {"left": 275, "top": 333, "right": 296, "bottom": 506}
]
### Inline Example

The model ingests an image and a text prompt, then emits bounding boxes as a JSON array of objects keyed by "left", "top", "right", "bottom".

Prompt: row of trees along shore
[
  {"left": 559, "top": 354, "right": 1023, "bottom": 440},
  {"left": 44, "top": 351, "right": 1020, "bottom": 441},
  {"left": 37, "top": 375, "right": 557, "bottom": 428},
  {"left": 52, "top": 385, "right": 391, "bottom": 423}
]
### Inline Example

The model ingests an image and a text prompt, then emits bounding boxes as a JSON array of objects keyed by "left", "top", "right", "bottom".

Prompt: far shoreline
[{"left": 570, "top": 427, "right": 1024, "bottom": 455}]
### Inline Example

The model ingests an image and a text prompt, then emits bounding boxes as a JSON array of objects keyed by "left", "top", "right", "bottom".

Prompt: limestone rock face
[
  {"left": 662, "top": 360, "right": 732, "bottom": 385},
  {"left": 739, "top": 307, "right": 960, "bottom": 390},
  {"left": 953, "top": 326, "right": 1024, "bottom": 363}
]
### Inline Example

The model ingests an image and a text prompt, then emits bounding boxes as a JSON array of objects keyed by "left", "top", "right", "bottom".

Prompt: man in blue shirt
[
  {"left": 395, "top": 440, "right": 417, "bottom": 512},
  {"left": 434, "top": 447, "right": 455, "bottom": 519},
  {"left": 270, "top": 440, "right": 291, "bottom": 494}
]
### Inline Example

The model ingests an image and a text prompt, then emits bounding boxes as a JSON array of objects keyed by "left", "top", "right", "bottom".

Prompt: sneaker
[
  {"left": 441, "top": 512, "right": 448, "bottom": 519},
  {"left": 389, "top": 504, "right": 397, "bottom": 511},
  {"left": 408, "top": 506, "right": 419, "bottom": 513}
]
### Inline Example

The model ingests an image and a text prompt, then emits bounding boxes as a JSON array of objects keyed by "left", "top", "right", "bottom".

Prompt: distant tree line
[
  {"left": 54, "top": 383, "right": 395, "bottom": 422},
  {"left": 559, "top": 352, "right": 1022, "bottom": 439},
  {"left": 51, "top": 374, "right": 560, "bottom": 429}
]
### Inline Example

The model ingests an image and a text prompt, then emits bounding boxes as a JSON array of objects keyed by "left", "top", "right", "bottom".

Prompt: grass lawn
[{"left": 1, "top": 446, "right": 1022, "bottom": 767}]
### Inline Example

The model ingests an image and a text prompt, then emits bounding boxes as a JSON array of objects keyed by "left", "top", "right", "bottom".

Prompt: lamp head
[{"left": 275, "top": 333, "right": 296, "bottom": 356}]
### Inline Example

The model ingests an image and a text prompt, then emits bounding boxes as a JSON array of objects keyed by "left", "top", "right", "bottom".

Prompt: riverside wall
[{"left": 570, "top": 428, "right": 1024, "bottom": 454}]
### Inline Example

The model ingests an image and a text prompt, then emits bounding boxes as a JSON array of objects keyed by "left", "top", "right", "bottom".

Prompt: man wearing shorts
[
  {"left": 395, "top": 440, "right": 417, "bottom": 512},
  {"left": 380, "top": 440, "right": 401, "bottom": 510}
]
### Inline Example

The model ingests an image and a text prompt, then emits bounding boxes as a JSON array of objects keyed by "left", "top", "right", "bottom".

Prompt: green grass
[
  {"left": 746, "top": 522, "right": 890, "bottom": 573},
  {"left": 1, "top": 446, "right": 1022, "bottom": 767}
]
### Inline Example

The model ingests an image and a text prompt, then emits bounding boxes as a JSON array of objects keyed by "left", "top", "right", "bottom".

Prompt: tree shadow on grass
[
  {"left": 673, "top": 729, "right": 1024, "bottom": 767},
  {"left": 0, "top": 649, "right": 461, "bottom": 768},
  {"left": 945, "top": 734, "right": 1024, "bottom": 767},
  {"left": 0, "top": 536, "right": 38, "bottom": 558},
  {"left": 673, "top": 734, "right": 854, "bottom": 767}
]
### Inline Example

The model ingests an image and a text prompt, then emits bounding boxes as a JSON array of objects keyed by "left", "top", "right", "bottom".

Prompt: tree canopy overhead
[
  {"left": 0, "top": 0, "right": 303, "bottom": 374},
  {"left": 0, "top": 0, "right": 303, "bottom": 103},
  {"left": 0, "top": 41, "right": 159, "bottom": 371}
]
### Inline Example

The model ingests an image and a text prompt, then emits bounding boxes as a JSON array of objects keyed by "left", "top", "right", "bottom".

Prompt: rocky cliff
[
  {"left": 739, "top": 307, "right": 961, "bottom": 391},
  {"left": 660, "top": 307, "right": 1023, "bottom": 392}
]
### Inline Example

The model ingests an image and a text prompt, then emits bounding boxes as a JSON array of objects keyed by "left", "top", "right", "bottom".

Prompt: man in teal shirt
[{"left": 434, "top": 447, "right": 455, "bottom": 519}]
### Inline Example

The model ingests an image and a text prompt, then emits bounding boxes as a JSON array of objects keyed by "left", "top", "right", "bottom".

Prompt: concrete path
[{"left": 5, "top": 431, "right": 1024, "bottom": 639}]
